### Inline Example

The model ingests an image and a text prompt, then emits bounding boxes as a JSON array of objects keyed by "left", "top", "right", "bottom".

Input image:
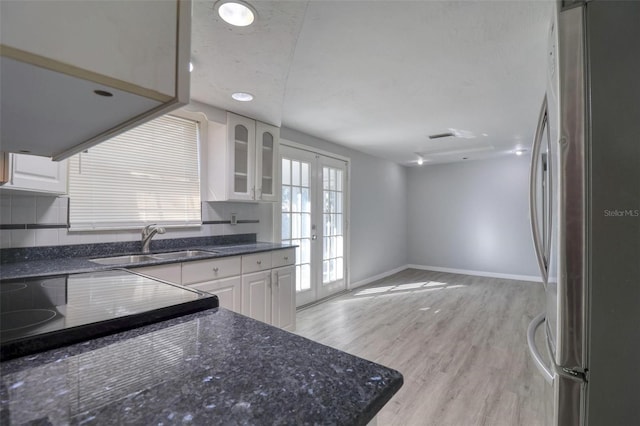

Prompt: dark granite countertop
[
  {"left": 0, "top": 308, "right": 403, "bottom": 425},
  {"left": 0, "top": 240, "right": 294, "bottom": 280}
]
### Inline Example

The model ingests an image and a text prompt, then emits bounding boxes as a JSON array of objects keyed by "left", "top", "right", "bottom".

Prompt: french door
[{"left": 280, "top": 145, "right": 348, "bottom": 307}]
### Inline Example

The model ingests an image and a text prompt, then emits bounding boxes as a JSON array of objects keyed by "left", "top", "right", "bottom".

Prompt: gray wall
[
  {"left": 281, "top": 128, "right": 408, "bottom": 285},
  {"left": 407, "top": 155, "right": 539, "bottom": 278}
]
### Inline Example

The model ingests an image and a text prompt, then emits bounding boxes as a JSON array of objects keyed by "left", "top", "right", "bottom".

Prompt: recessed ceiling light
[
  {"left": 216, "top": 1, "right": 256, "bottom": 27},
  {"left": 232, "top": 92, "right": 254, "bottom": 102},
  {"left": 417, "top": 157, "right": 424, "bottom": 166}
]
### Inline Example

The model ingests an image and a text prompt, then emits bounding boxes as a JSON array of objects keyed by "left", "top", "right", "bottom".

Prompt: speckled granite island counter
[{"left": 0, "top": 308, "right": 403, "bottom": 425}]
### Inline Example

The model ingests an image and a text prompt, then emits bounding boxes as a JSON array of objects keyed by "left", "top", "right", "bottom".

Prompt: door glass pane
[
  {"left": 292, "top": 213, "right": 301, "bottom": 239},
  {"left": 282, "top": 159, "right": 290, "bottom": 185},
  {"left": 301, "top": 188, "right": 310, "bottom": 212},
  {"left": 301, "top": 239, "right": 310, "bottom": 263},
  {"left": 323, "top": 236, "right": 329, "bottom": 259},
  {"left": 301, "top": 163, "right": 309, "bottom": 187},
  {"left": 301, "top": 213, "right": 311, "bottom": 238},
  {"left": 282, "top": 187, "right": 291, "bottom": 212},
  {"left": 292, "top": 161, "right": 300, "bottom": 186},
  {"left": 292, "top": 187, "right": 301, "bottom": 212},
  {"left": 282, "top": 213, "right": 290, "bottom": 240},
  {"left": 281, "top": 156, "right": 312, "bottom": 296},
  {"left": 300, "top": 264, "right": 310, "bottom": 291},
  {"left": 322, "top": 165, "right": 345, "bottom": 285}
]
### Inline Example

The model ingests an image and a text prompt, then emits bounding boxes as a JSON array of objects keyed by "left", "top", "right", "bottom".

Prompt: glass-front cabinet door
[
  {"left": 255, "top": 122, "right": 279, "bottom": 202},
  {"left": 227, "top": 113, "right": 255, "bottom": 201}
]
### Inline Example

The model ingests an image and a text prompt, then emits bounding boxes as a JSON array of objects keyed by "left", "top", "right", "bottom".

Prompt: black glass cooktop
[{"left": 0, "top": 270, "right": 218, "bottom": 361}]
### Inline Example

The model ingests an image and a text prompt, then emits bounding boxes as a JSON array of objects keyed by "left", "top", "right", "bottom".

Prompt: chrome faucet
[{"left": 141, "top": 224, "right": 166, "bottom": 253}]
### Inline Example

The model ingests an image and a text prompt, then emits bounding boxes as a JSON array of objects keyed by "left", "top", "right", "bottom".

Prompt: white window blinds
[{"left": 68, "top": 114, "right": 201, "bottom": 231}]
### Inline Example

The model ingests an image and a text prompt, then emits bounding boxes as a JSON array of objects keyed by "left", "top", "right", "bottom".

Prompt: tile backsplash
[{"left": 0, "top": 193, "right": 269, "bottom": 249}]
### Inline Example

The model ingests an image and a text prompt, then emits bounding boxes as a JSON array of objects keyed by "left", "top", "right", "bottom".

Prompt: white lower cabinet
[
  {"left": 128, "top": 249, "right": 296, "bottom": 330},
  {"left": 241, "top": 270, "right": 272, "bottom": 324},
  {"left": 190, "top": 276, "right": 242, "bottom": 313},
  {"left": 132, "top": 263, "right": 181, "bottom": 284},
  {"left": 271, "top": 266, "right": 295, "bottom": 331}
]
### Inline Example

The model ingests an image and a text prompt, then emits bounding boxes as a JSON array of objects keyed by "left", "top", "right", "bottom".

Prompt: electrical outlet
[{"left": 230, "top": 213, "right": 237, "bottom": 225}]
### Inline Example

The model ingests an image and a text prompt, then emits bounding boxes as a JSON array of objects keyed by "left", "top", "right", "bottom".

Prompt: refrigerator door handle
[
  {"left": 527, "top": 312, "right": 554, "bottom": 384},
  {"left": 529, "top": 95, "right": 549, "bottom": 285}
]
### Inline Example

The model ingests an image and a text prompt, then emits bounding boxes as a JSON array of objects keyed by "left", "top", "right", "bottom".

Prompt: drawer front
[
  {"left": 182, "top": 256, "right": 241, "bottom": 285},
  {"left": 271, "top": 248, "right": 295, "bottom": 268},
  {"left": 242, "top": 252, "right": 272, "bottom": 274},
  {"left": 132, "top": 264, "right": 181, "bottom": 284}
]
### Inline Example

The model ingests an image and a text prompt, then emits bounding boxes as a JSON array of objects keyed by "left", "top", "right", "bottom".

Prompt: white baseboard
[
  {"left": 349, "top": 264, "right": 543, "bottom": 290},
  {"left": 349, "top": 265, "right": 410, "bottom": 289},
  {"left": 406, "top": 264, "right": 543, "bottom": 283}
]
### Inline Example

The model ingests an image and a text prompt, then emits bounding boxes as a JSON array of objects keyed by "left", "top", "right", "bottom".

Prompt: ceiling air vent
[{"left": 428, "top": 132, "right": 455, "bottom": 140}]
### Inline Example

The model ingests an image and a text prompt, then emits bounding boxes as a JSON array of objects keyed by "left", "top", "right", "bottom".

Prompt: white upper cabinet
[
  {"left": 228, "top": 114, "right": 257, "bottom": 201},
  {"left": 0, "top": 0, "right": 191, "bottom": 160},
  {"left": 255, "top": 122, "right": 279, "bottom": 202},
  {"left": 207, "top": 112, "right": 280, "bottom": 202},
  {"left": 1, "top": 153, "right": 67, "bottom": 195}
]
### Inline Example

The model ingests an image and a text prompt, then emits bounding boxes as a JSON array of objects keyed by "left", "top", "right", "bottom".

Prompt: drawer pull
[
  {"left": 212, "top": 267, "right": 219, "bottom": 272},
  {"left": 257, "top": 260, "right": 262, "bottom": 265},
  {"left": 284, "top": 256, "right": 289, "bottom": 261}
]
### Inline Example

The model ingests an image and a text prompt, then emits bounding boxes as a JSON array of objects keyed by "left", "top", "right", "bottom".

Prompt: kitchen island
[{"left": 0, "top": 307, "right": 403, "bottom": 425}]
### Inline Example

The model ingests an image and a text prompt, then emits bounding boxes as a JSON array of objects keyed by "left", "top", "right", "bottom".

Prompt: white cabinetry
[
  {"left": 255, "top": 121, "right": 278, "bottom": 202},
  {"left": 127, "top": 248, "right": 296, "bottom": 330},
  {"left": 0, "top": 0, "right": 191, "bottom": 160},
  {"left": 271, "top": 266, "right": 296, "bottom": 331},
  {"left": 241, "top": 271, "right": 273, "bottom": 324},
  {"left": 182, "top": 257, "right": 242, "bottom": 312},
  {"left": 190, "top": 276, "right": 242, "bottom": 313},
  {"left": 0, "top": 153, "right": 67, "bottom": 195},
  {"left": 131, "top": 263, "right": 181, "bottom": 285},
  {"left": 207, "top": 112, "right": 279, "bottom": 202}
]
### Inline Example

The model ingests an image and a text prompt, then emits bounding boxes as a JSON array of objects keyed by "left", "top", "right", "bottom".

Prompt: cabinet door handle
[
  {"left": 257, "top": 260, "right": 262, "bottom": 265},
  {"left": 212, "top": 267, "right": 219, "bottom": 272}
]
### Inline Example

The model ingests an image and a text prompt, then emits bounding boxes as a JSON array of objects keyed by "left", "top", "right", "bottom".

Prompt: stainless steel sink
[
  {"left": 151, "top": 250, "right": 217, "bottom": 260},
  {"left": 89, "top": 254, "right": 158, "bottom": 265},
  {"left": 90, "top": 250, "right": 217, "bottom": 265}
]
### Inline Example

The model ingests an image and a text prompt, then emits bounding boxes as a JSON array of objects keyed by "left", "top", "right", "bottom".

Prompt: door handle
[
  {"left": 527, "top": 312, "right": 554, "bottom": 384},
  {"left": 529, "top": 95, "right": 549, "bottom": 286}
]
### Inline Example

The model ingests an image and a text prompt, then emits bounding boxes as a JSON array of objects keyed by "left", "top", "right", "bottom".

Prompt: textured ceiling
[{"left": 191, "top": 0, "right": 554, "bottom": 165}]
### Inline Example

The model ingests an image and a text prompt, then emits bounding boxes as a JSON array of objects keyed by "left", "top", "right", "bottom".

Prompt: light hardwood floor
[{"left": 295, "top": 268, "right": 547, "bottom": 426}]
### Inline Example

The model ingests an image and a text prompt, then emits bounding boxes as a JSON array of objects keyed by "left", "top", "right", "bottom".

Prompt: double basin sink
[{"left": 90, "top": 250, "right": 218, "bottom": 265}]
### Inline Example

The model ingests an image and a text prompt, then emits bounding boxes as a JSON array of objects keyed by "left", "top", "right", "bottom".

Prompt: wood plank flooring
[{"left": 295, "top": 268, "right": 547, "bottom": 426}]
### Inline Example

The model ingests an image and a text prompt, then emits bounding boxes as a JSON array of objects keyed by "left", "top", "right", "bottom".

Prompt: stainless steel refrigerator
[{"left": 527, "top": 1, "right": 640, "bottom": 425}]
